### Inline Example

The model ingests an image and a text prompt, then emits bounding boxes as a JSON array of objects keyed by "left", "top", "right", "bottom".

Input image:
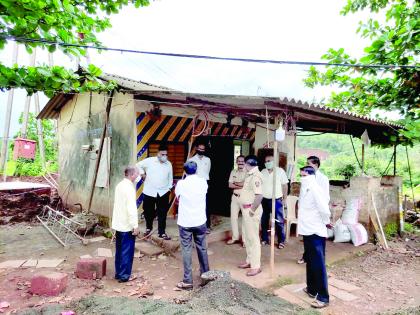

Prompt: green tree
[
  {"left": 11, "top": 113, "right": 58, "bottom": 176},
  {"left": 305, "top": 0, "right": 419, "bottom": 145},
  {"left": 0, "top": 0, "right": 149, "bottom": 97}
]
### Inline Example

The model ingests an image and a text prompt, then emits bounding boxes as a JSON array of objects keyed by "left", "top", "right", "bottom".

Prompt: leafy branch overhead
[
  {"left": 305, "top": 0, "right": 420, "bottom": 144},
  {"left": 0, "top": 0, "right": 150, "bottom": 96}
]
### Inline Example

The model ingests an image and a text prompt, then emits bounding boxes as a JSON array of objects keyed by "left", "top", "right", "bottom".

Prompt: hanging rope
[
  {"left": 349, "top": 135, "right": 363, "bottom": 170},
  {"left": 380, "top": 151, "right": 396, "bottom": 177}
]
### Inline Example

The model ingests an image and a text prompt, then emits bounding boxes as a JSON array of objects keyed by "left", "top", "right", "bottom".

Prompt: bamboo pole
[
  {"left": 270, "top": 116, "right": 279, "bottom": 278},
  {"left": 87, "top": 90, "right": 115, "bottom": 213},
  {"left": 21, "top": 51, "right": 37, "bottom": 138},
  {"left": 34, "top": 92, "right": 46, "bottom": 169},
  {"left": 1, "top": 42, "right": 19, "bottom": 181}
]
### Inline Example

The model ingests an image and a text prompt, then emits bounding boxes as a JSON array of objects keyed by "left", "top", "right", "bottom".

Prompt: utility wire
[{"left": 2, "top": 35, "right": 419, "bottom": 69}]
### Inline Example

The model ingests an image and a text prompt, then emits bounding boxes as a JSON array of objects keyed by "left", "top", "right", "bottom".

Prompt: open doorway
[{"left": 204, "top": 137, "right": 234, "bottom": 217}]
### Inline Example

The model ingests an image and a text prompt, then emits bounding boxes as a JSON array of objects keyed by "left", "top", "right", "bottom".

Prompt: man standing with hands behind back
[
  {"left": 112, "top": 166, "right": 140, "bottom": 283},
  {"left": 227, "top": 155, "right": 247, "bottom": 245},
  {"left": 237, "top": 155, "right": 264, "bottom": 277}
]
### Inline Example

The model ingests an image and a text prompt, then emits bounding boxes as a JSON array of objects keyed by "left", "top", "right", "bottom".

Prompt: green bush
[
  {"left": 404, "top": 222, "right": 414, "bottom": 234},
  {"left": 384, "top": 222, "right": 398, "bottom": 240}
]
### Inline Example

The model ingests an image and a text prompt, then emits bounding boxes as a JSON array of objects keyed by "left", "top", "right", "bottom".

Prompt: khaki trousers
[
  {"left": 230, "top": 194, "right": 241, "bottom": 241},
  {"left": 241, "top": 205, "right": 262, "bottom": 269}
]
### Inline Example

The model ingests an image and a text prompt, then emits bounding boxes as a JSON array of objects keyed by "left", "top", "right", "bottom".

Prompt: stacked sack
[{"left": 331, "top": 198, "right": 368, "bottom": 246}]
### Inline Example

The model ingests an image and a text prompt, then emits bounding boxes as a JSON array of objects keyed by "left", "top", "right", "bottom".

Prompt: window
[{"left": 148, "top": 142, "right": 187, "bottom": 178}]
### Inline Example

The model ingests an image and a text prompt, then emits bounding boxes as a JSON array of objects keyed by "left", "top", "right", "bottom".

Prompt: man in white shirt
[
  {"left": 298, "top": 155, "right": 330, "bottom": 264},
  {"left": 188, "top": 142, "right": 212, "bottom": 231},
  {"left": 298, "top": 166, "right": 331, "bottom": 309},
  {"left": 136, "top": 144, "right": 173, "bottom": 240},
  {"left": 307, "top": 156, "right": 330, "bottom": 202},
  {"left": 226, "top": 155, "right": 247, "bottom": 245},
  {"left": 175, "top": 161, "right": 209, "bottom": 290},
  {"left": 112, "top": 166, "right": 140, "bottom": 283},
  {"left": 260, "top": 154, "right": 289, "bottom": 248}
]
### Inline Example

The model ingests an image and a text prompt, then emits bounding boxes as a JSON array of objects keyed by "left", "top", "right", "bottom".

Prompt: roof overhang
[{"left": 38, "top": 73, "right": 401, "bottom": 144}]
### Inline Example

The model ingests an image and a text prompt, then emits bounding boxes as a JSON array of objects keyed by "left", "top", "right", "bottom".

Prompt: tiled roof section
[
  {"left": 277, "top": 97, "right": 402, "bottom": 128},
  {"left": 99, "top": 72, "right": 173, "bottom": 92}
]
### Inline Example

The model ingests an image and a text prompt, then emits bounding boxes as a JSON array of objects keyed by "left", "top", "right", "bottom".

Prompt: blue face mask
[{"left": 265, "top": 161, "right": 274, "bottom": 170}]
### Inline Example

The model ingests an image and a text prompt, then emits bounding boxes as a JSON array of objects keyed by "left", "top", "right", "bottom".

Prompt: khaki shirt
[
  {"left": 228, "top": 168, "right": 248, "bottom": 195},
  {"left": 239, "top": 166, "right": 263, "bottom": 205}
]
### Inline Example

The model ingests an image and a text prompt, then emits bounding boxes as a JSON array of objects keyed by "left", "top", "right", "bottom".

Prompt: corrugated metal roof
[{"left": 38, "top": 72, "right": 402, "bottom": 136}]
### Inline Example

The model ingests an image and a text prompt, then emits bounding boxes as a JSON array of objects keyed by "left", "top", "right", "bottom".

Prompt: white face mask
[
  {"left": 135, "top": 175, "right": 142, "bottom": 183},
  {"left": 158, "top": 155, "right": 168, "bottom": 163}
]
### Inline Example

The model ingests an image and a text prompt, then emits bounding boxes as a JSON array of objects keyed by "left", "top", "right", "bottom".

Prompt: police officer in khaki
[
  {"left": 227, "top": 155, "right": 247, "bottom": 245},
  {"left": 237, "top": 155, "right": 264, "bottom": 276}
]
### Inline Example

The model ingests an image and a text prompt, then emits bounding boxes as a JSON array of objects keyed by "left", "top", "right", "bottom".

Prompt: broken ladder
[{"left": 37, "top": 205, "right": 86, "bottom": 247}]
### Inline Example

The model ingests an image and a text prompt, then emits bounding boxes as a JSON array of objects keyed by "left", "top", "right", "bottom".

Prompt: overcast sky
[{"left": 0, "top": 0, "right": 371, "bottom": 136}]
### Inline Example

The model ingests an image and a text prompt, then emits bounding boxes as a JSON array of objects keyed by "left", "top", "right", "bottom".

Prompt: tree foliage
[
  {"left": 305, "top": 0, "right": 419, "bottom": 145},
  {"left": 0, "top": 0, "right": 149, "bottom": 97}
]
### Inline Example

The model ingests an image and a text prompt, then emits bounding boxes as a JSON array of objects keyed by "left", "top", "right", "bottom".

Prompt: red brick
[
  {"left": 75, "top": 258, "right": 106, "bottom": 280},
  {"left": 31, "top": 271, "right": 68, "bottom": 296}
]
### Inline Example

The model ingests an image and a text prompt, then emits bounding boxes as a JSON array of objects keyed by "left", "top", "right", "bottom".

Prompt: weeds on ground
[
  {"left": 264, "top": 276, "right": 294, "bottom": 293},
  {"left": 378, "top": 306, "right": 420, "bottom": 315}
]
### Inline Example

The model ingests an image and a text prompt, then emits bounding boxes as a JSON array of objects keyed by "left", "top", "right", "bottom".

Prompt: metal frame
[{"left": 37, "top": 205, "right": 86, "bottom": 247}]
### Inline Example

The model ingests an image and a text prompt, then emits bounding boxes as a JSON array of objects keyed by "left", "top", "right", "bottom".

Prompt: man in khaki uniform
[
  {"left": 227, "top": 155, "right": 247, "bottom": 245},
  {"left": 238, "top": 155, "right": 264, "bottom": 276}
]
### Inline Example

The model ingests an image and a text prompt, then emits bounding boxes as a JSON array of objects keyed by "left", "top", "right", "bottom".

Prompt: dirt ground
[
  {"left": 0, "top": 223, "right": 419, "bottom": 315},
  {"left": 324, "top": 236, "right": 420, "bottom": 315}
]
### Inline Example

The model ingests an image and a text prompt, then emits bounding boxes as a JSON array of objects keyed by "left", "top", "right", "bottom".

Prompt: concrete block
[
  {"left": 0, "top": 260, "right": 26, "bottom": 269},
  {"left": 329, "top": 278, "right": 360, "bottom": 292},
  {"left": 329, "top": 286, "right": 358, "bottom": 301},
  {"left": 274, "top": 288, "right": 309, "bottom": 308},
  {"left": 31, "top": 271, "right": 68, "bottom": 296},
  {"left": 22, "top": 259, "right": 38, "bottom": 268},
  {"left": 75, "top": 258, "right": 106, "bottom": 280},
  {"left": 94, "top": 248, "right": 113, "bottom": 258},
  {"left": 36, "top": 259, "right": 64, "bottom": 268}
]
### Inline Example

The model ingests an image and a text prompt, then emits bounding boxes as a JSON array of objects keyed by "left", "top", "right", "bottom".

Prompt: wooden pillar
[
  {"left": 1, "top": 42, "right": 18, "bottom": 180},
  {"left": 34, "top": 92, "right": 46, "bottom": 169}
]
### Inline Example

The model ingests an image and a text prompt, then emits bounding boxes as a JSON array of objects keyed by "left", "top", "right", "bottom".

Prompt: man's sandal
[
  {"left": 278, "top": 243, "right": 285, "bottom": 249},
  {"left": 311, "top": 300, "right": 329, "bottom": 309},
  {"left": 176, "top": 281, "right": 193, "bottom": 290}
]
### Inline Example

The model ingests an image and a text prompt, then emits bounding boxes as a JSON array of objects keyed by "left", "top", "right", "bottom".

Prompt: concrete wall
[
  {"left": 57, "top": 92, "right": 135, "bottom": 217},
  {"left": 330, "top": 176, "right": 401, "bottom": 233}
]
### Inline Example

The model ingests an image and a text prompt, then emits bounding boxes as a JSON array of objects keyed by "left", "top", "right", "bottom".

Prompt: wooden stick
[
  {"left": 270, "top": 116, "right": 279, "bottom": 278},
  {"left": 371, "top": 193, "right": 389, "bottom": 249},
  {"left": 87, "top": 90, "right": 115, "bottom": 213},
  {"left": 21, "top": 51, "right": 36, "bottom": 139},
  {"left": 34, "top": 92, "right": 46, "bottom": 169}
]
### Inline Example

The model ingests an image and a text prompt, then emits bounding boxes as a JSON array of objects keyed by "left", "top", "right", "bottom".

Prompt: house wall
[
  {"left": 57, "top": 92, "right": 135, "bottom": 217},
  {"left": 329, "top": 176, "right": 401, "bottom": 234}
]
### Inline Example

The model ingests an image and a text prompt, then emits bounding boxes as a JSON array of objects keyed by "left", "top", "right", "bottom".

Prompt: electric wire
[{"left": 2, "top": 35, "right": 419, "bottom": 69}]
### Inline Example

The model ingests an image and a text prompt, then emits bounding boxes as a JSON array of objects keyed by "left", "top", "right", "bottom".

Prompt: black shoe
[
  {"left": 143, "top": 229, "right": 152, "bottom": 237},
  {"left": 158, "top": 233, "right": 171, "bottom": 240}
]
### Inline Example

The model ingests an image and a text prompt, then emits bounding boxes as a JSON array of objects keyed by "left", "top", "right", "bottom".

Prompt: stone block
[
  {"left": 0, "top": 260, "right": 26, "bottom": 269},
  {"left": 94, "top": 248, "right": 113, "bottom": 258},
  {"left": 36, "top": 259, "right": 64, "bottom": 268},
  {"left": 31, "top": 271, "right": 68, "bottom": 296},
  {"left": 75, "top": 258, "right": 106, "bottom": 280},
  {"left": 329, "top": 277, "right": 360, "bottom": 292}
]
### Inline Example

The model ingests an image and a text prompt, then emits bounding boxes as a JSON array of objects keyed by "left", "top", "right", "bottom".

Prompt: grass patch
[
  {"left": 264, "top": 276, "right": 294, "bottom": 293},
  {"left": 384, "top": 222, "right": 398, "bottom": 240}
]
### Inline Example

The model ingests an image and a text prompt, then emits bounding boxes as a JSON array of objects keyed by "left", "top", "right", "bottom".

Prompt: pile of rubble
[
  {"left": 18, "top": 271, "right": 310, "bottom": 315},
  {"left": 0, "top": 191, "right": 51, "bottom": 225}
]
